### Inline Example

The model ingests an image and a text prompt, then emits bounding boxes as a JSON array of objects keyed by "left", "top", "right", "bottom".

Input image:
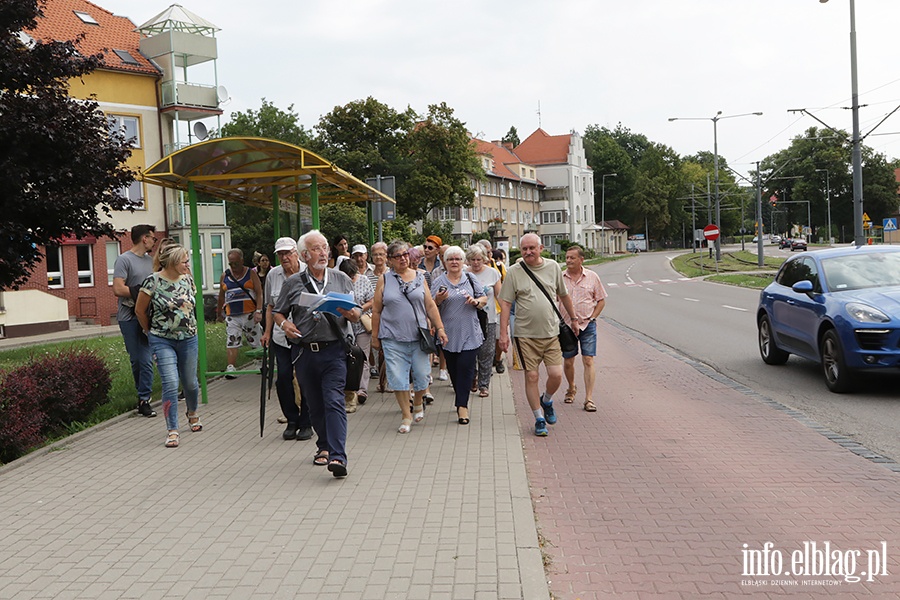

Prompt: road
[{"left": 594, "top": 246, "right": 900, "bottom": 463}]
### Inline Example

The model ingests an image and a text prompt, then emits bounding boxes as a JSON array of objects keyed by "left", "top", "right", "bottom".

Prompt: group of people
[{"left": 114, "top": 224, "right": 608, "bottom": 479}]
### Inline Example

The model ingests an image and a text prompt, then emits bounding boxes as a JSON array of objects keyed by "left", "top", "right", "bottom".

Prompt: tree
[
  {"left": 501, "top": 126, "right": 520, "bottom": 147},
  {"left": 0, "top": 0, "right": 135, "bottom": 289}
]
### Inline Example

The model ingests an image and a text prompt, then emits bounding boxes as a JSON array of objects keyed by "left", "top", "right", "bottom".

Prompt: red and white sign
[{"left": 703, "top": 224, "right": 720, "bottom": 241}]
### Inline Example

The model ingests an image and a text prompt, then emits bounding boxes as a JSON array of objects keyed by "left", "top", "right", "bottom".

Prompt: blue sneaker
[
  {"left": 540, "top": 393, "right": 557, "bottom": 424},
  {"left": 534, "top": 418, "right": 548, "bottom": 436}
]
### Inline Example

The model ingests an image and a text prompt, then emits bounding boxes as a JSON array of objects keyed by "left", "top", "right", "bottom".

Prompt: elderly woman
[
  {"left": 432, "top": 246, "right": 487, "bottom": 424},
  {"left": 338, "top": 258, "right": 374, "bottom": 409},
  {"left": 466, "top": 245, "right": 502, "bottom": 397},
  {"left": 135, "top": 242, "right": 201, "bottom": 448},
  {"left": 368, "top": 241, "right": 389, "bottom": 387},
  {"left": 371, "top": 239, "right": 448, "bottom": 433}
]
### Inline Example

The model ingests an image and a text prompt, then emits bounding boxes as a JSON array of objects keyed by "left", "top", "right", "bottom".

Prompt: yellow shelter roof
[{"left": 140, "top": 137, "right": 394, "bottom": 208}]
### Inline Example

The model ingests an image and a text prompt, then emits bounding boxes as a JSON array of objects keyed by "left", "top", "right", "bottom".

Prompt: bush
[{"left": 0, "top": 349, "right": 112, "bottom": 462}]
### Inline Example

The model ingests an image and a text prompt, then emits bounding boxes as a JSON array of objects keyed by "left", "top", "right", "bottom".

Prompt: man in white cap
[
  {"left": 260, "top": 237, "right": 311, "bottom": 441},
  {"left": 351, "top": 244, "right": 375, "bottom": 283}
]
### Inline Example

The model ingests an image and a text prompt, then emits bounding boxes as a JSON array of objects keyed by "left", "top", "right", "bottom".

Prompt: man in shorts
[
  {"left": 498, "top": 234, "right": 578, "bottom": 436},
  {"left": 559, "top": 244, "right": 607, "bottom": 412}
]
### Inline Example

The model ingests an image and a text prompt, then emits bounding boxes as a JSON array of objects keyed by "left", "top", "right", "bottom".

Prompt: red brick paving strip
[{"left": 513, "top": 320, "right": 900, "bottom": 599}]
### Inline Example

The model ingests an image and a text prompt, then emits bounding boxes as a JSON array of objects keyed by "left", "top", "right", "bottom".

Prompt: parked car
[
  {"left": 790, "top": 238, "right": 808, "bottom": 251},
  {"left": 779, "top": 238, "right": 792, "bottom": 249},
  {"left": 757, "top": 246, "right": 900, "bottom": 392},
  {"left": 771, "top": 235, "right": 782, "bottom": 244}
]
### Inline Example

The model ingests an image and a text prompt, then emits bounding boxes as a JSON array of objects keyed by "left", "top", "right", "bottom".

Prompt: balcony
[{"left": 160, "top": 81, "right": 222, "bottom": 120}]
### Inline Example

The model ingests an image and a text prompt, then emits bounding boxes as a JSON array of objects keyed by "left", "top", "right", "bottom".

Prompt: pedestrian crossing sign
[{"left": 884, "top": 218, "right": 898, "bottom": 232}]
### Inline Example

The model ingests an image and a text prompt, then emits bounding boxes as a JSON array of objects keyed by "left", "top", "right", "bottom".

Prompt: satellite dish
[
  {"left": 193, "top": 121, "right": 209, "bottom": 141},
  {"left": 216, "top": 85, "right": 229, "bottom": 104}
]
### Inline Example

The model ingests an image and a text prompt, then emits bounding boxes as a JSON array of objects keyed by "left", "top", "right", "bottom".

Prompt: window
[
  {"left": 480, "top": 181, "right": 487, "bottom": 194},
  {"left": 576, "top": 206, "right": 581, "bottom": 222},
  {"left": 76, "top": 245, "right": 94, "bottom": 287},
  {"left": 105, "top": 241, "right": 120, "bottom": 285},
  {"left": 74, "top": 10, "right": 99, "bottom": 24},
  {"left": 461, "top": 207, "right": 469, "bottom": 221},
  {"left": 119, "top": 180, "right": 144, "bottom": 210},
  {"left": 502, "top": 209, "right": 508, "bottom": 222},
  {"left": 511, "top": 210, "right": 517, "bottom": 224},
  {"left": 46, "top": 245, "right": 63, "bottom": 288},
  {"left": 542, "top": 211, "right": 564, "bottom": 224},
  {"left": 211, "top": 234, "right": 225, "bottom": 285},
  {"left": 437, "top": 207, "right": 455, "bottom": 221},
  {"left": 108, "top": 115, "right": 140, "bottom": 148},
  {"left": 112, "top": 49, "right": 140, "bottom": 66}
]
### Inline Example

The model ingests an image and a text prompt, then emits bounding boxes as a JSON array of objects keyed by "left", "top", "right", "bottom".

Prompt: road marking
[
  {"left": 723, "top": 305, "right": 748, "bottom": 312},
  {"left": 607, "top": 283, "right": 619, "bottom": 287},
  {"left": 684, "top": 297, "right": 700, "bottom": 302},
  {"left": 642, "top": 280, "right": 654, "bottom": 284},
  {"left": 660, "top": 292, "right": 671, "bottom": 297},
  {"left": 660, "top": 279, "right": 672, "bottom": 283}
]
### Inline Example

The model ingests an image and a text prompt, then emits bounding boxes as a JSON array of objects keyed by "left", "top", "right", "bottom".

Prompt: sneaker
[
  {"left": 534, "top": 418, "right": 548, "bottom": 436},
  {"left": 137, "top": 400, "right": 156, "bottom": 418},
  {"left": 438, "top": 369, "right": 449, "bottom": 381},
  {"left": 495, "top": 360, "right": 506, "bottom": 374},
  {"left": 296, "top": 426, "right": 313, "bottom": 441},
  {"left": 540, "top": 393, "right": 557, "bottom": 425},
  {"left": 225, "top": 364, "right": 237, "bottom": 380},
  {"left": 369, "top": 367, "right": 378, "bottom": 377}
]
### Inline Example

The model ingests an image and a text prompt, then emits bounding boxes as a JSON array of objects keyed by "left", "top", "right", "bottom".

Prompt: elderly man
[
  {"left": 112, "top": 224, "right": 158, "bottom": 417},
  {"left": 216, "top": 248, "right": 263, "bottom": 378},
  {"left": 261, "top": 237, "right": 311, "bottom": 441},
  {"left": 498, "top": 234, "right": 578, "bottom": 437},
  {"left": 559, "top": 244, "right": 607, "bottom": 413},
  {"left": 274, "top": 230, "right": 360, "bottom": 478},
  {"left": 351, "top": 244, "right": 375, "bottom": 282}
]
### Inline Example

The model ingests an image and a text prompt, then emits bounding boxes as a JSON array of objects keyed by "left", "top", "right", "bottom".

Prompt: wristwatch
[{"left": 588, "top": 317, "right": 596, "bottom": 324}]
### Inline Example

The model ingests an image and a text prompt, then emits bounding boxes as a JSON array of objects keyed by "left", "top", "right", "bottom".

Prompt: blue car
[{"left": 757, "top": 245, "right": 900, "bottom": 392}]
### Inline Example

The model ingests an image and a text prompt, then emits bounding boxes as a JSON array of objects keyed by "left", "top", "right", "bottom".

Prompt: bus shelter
[{"left": 140, "top": 137, "right": 395, "bottom": 403}]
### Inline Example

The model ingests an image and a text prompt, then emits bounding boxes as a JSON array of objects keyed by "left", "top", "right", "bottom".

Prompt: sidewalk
[{"left": 1, "top": 321, "right": 899, "bottom": 598}]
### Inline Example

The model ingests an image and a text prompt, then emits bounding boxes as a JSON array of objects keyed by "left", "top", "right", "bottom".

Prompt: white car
[{"left": 771, "top": 235, "right": 782, "bottom": 244}]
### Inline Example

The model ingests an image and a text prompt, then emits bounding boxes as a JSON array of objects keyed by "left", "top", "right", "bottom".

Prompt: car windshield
[{"left": 821, "top": 252, "right": 900, "bottom": 292}]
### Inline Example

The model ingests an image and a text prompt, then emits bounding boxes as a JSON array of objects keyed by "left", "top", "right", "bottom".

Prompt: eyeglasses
[
  {"left": 390, "top": 251, "right": 410, "bottom": 260},
  {"left": 423, "top": 245, "right": 436, "bottom": 251},
  {"left": 445, "top": 257, "right": 462, "bottom": 262}
]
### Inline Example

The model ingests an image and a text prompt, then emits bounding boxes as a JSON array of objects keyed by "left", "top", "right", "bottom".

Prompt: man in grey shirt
[{"left": 112, "top": 224, "right": 158, "bottom": 417}]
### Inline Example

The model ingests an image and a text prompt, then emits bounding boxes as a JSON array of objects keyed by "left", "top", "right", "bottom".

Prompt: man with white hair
[
  {"left": 498, "top": 234, "right": 578, "bottom": 437},
  {"left": 261, "top": 237, "right": 311, "bottom": 441},
  {"left": 273, "top": 230, "right": 360, "bottom": 478}
]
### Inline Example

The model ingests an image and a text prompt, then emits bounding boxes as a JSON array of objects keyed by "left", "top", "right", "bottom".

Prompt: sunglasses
[
  {"left": 424, "top": 245, "right": 436, "bottom": 251},
  {"left": 390, "top": 252, "right": 410, "bottom": 260}
]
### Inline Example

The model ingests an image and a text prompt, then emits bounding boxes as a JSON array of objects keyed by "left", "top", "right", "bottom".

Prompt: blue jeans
[
  {"left": 443, "top": 348, "right": 478, "bottom": 408},
  {"left": 119, "top": 319, "right": 154, "bottom": 402},
  {"left": 381, "top": 338, "right": 431, "bottom": 392},
  {"left": 295, "top": 343, "right": 348, "bottom": 465},
  {"left": 274, "top": 342, "right": 310, "bottom": 429},
  {"left": 562, "top": 320, "right": 598, "bottom": 359},
  {"left": 148, "top": 334, "right": 200, "bottom": 431}
]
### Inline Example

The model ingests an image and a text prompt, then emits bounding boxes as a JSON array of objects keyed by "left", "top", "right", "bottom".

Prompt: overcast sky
[{"left": 99, "top": 0, "right": 900, "bottom": 177}]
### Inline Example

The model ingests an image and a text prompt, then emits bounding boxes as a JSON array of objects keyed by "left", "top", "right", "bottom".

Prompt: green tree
[
  {"left": 0, "top": 0, "right": 135, "bottom": 288},
  {"left": 501, "top": 126, "right": 520, "bottom": 147}
]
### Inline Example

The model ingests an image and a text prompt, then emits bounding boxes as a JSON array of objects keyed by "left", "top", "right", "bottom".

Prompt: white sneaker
[
  {"left": 225, "top": 364, "right": 237, "bottom": 379},
  {"left": 438, "top": 369, "right": 449, "bottom": 381}
]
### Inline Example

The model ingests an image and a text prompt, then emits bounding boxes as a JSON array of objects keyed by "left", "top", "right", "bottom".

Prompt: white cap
[
  {"left": 274, "top": 237, "right": 297, "bottom": 253},
  {"left": 351, "top": 244, "right": 367, "bottom": 255}
]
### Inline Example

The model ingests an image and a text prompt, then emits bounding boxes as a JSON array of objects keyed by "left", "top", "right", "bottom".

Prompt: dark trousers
[
  {"left": 294, "top": 343, "right": 348, "bottom": 464},
  {"left": 443, "top": 348, "right": 478, "bottom": 408},
  {"left": 274, "top": 342, "right": 310, "bottom": 429}
]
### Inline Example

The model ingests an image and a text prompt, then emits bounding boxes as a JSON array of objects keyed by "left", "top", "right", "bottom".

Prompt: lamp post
[
  {"left": 600, "top": 173, "right": 617, "bottom": 255},
  {"left": 820, "top": 0, "right": 863, "bottom": 246},
  {"left": 669, "top": 111, "right": 762, "bottom": 260},
  {"left": 816, "top": 168, "right": 832, "bottom": 244}
]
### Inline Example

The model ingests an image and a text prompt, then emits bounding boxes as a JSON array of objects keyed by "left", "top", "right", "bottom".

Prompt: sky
[{"left": 97, "top": 0, "right": 900, "bottom": 178}]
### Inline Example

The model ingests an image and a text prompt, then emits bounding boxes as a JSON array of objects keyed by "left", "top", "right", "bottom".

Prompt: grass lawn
[{"left": 671, "top": 249, "right": 783, "bottom": 281}]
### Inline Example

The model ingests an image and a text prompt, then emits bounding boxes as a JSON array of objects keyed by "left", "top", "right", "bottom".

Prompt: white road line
[
  {"left": 660, "top": 279, "right": 672, "bottom": 283},
  {"left": 642, "top": 280, "right": 654, "bottom": 284},
  {"left": 660, "top": 292, "right": 671, "bottom": 297},
  {"left": 679, "top": 277, "right": 691, "bottom": 281},
  {"left": 607, "top": 283, "right": 619, "bottom": 287},
  {"left": 684, "top": 297, "right": 700, "bottom": 302},
  {"left": 723, "top": 305, "right": 748, "bottom": 312}
]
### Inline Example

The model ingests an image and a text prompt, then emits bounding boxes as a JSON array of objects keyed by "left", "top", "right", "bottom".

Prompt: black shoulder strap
[
  {"left": 519, "top": 263, "right": 564, "bottom": 321},
  {"left": 300, "top": 271, "right": 352, "bottom": 349}
]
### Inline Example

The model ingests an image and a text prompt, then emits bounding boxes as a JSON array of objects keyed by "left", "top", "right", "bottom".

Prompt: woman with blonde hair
[
  {"left": 136, "top": 242, "right": 201, "bottom": 448},
  {"left": 466, "top": 244, "right": 502, "bottom": 397}
]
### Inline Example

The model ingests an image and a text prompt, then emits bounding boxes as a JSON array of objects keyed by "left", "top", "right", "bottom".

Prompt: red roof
[
  {"left": 513, "top": 128, "right": 574, "bottom": 166},
  {"left": 472, "top": 138, "right": 544, "bottom": 186},
  {"left": 27, "top": 0, "right": 159, "bottom": 76}
]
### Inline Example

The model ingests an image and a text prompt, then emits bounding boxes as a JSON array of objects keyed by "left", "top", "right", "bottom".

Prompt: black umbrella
[{"left": 259, "top": 344, "right": 268, "bottom": 437}]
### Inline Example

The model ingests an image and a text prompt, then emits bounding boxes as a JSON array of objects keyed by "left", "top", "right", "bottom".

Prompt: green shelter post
[{"left": 187, "top": 182, "right": 209, "bottom": 405}]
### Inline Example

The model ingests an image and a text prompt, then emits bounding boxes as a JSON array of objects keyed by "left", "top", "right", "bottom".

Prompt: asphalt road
[{"left": 595, "top": 246, "right": 900, "bottom": 463}]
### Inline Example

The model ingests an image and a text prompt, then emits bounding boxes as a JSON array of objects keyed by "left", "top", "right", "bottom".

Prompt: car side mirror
[{"left": 792, "top": 280, "right": 814, "bottom": 294}]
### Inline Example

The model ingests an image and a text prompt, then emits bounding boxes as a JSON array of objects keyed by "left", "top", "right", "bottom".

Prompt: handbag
[
  {"left": 397, "top": 273, "right": 438, "bottom": 354},
  {"left": 359, "top": 313, "right": 373, "bottom": 333},
  {"left": 519, "top": 263, "right": 578, "bottom": 354},
  {"left": 465, "top": 272, "right": 488, "bottom": 339}
]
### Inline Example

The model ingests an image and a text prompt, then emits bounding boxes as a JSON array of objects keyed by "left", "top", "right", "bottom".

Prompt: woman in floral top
[{"left": 136, "top": 242, "right": 201, "bottom": 448}]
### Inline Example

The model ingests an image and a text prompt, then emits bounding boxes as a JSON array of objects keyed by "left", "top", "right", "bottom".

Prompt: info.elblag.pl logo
[{"left": 741, "top": 541, "right": 889, "bottom": 585}]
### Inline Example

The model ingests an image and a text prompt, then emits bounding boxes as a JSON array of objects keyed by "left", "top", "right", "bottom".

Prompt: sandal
[
  {"left": 564, "top": 387, "right": 577, "bottom": 403},
  {"left": 398, "top": 418, "right": 412, "bottom": 434},
  {"left": 186, "top": 412, "right": 203, "bottom": 432},
  {"left": 584, "top": 400, "right": 597, "bottom": 412},
  {"left": 327, "top": 459, "right": 348, "bottom": 478},
  {"left": 457, "top": 407, "right": 470, "bottom": 425},
  {"left": 412, "top": 405, "right": 425, "bottom": 423},
  {"left": 478, "top": 388, "right": 489, "bottom": 398},
  {"left": 423, "top": 393, "right": 434, "bottom": 405},
  {"left": 313, "top": 449, "right": 329, "bottom": 466},
  {"left": 165, "top": 431, "right": 179, "bottom": 448}
]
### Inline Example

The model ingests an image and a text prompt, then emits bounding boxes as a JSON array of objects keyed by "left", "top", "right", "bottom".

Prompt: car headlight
[{"left": 845, "top": 302, "right": 890, "bottom": 323}]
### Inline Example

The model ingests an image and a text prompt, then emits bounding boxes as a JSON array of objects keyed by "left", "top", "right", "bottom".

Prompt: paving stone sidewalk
[{"left": 513, "top": 320, "right": 900, "bottom": 599}]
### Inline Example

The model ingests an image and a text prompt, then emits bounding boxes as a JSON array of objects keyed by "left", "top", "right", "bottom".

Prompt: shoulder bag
[
  {"left": 396, "top": 273, "right": 438, "bottom": 355},
  {"left": 465, "top": 272, "right": 488, "bottom": 339},
  {"left": 519, "top": 263, "right": 578, "bottom": 354}
]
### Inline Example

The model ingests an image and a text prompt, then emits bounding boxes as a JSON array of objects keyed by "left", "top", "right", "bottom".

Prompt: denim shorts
[
  {"left": 562, "top": 320, "right": 597, "bottom": 359},
  {"left": 381, "top": 338, "right": 431, "bottom": 392}
]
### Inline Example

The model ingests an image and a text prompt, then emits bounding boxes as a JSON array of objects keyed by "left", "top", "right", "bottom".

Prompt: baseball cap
[
  {"left": 274, "top": 237, "right": 297, "bottom": 253},
  {"left": 426, "top": 235, "right": 442, "bottom": 247},
  {"left": 351, "top": 244, "right": 367, "bottom": 255}
]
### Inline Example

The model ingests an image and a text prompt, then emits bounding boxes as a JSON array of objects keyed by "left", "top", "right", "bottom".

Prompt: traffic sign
[
  {"left": 884, "top": 218, "right": 898, "bottom": 232},
  {"left": 703, "top": 224, "right": 720, "bottom": 241}
]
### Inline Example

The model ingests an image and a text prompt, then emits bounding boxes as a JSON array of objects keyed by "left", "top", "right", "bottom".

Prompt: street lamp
[
  {"left": 820, "top": 0, "right": 863, "bottom": 246},
  {"left": 816, "top": 168, "right": 832, "bottom": 244},
  {"left": 669, "top": 111, "right": 763, "bottom": 260},
  {"left": 601, "top": 173, "right": 617, "bottom": 255}
]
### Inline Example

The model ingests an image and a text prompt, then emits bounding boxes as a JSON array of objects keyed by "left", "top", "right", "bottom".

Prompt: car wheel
[
  {"left": 821, "top": 329, "right": 854, "bottom": 393},
  {"left": 758, "top": 315, "right": 789, "bottom": 365}
]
